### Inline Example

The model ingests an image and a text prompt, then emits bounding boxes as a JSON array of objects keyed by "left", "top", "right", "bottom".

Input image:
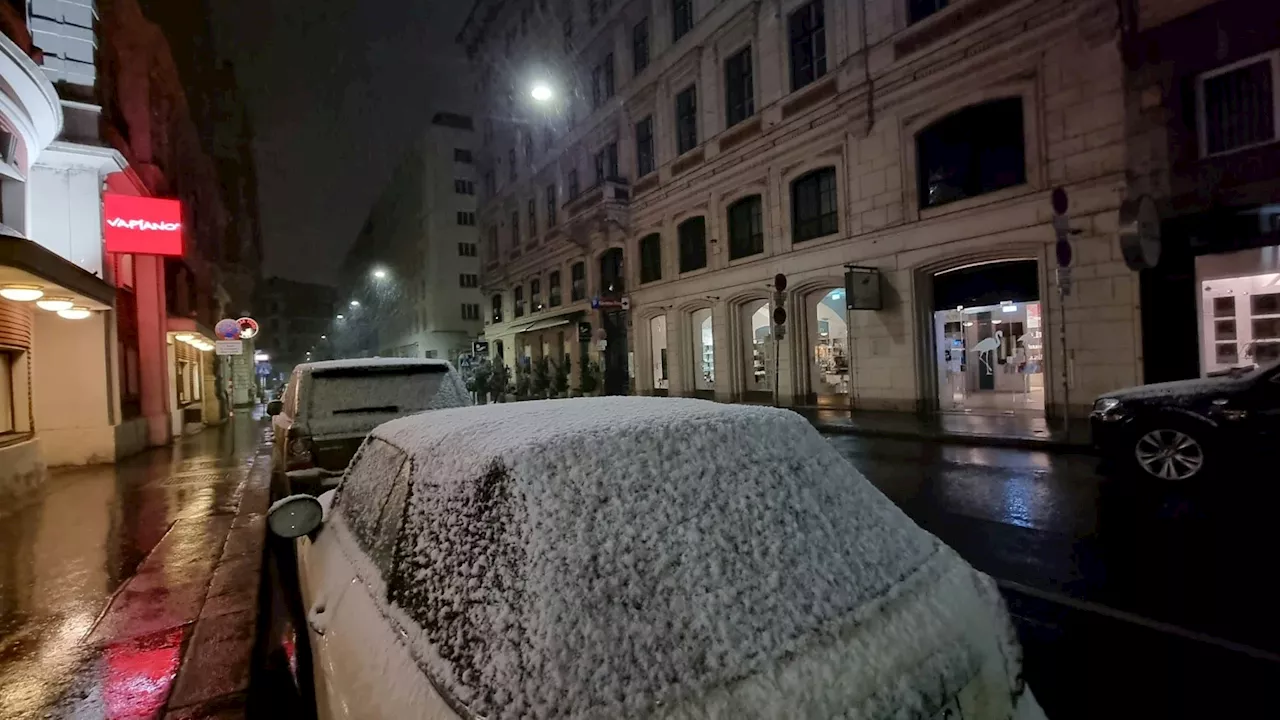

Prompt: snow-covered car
[
  {"left": 268, "top": 397, "right": 1045, "bottom": 720},
  {"left": 1091, "top": 359, "right": 1280, "bottom": 481},
  {"left": 267, "top": 358, "right": 470, "bottom": 497}
]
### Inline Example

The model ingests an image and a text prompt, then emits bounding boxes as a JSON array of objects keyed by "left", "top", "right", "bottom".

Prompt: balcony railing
[{"left": 562, "top": 178, "right": 631, "bottom": 249}]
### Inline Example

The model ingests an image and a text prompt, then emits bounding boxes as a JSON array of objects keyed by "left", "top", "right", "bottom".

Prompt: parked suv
[
  {"left": 267, "top": 358, "right": 470, "bottom": 497},
  {"left": 1092, "top": 360, "right": 1280, "bottom": 481}
]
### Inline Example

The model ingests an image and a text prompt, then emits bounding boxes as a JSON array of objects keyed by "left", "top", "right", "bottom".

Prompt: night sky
[{"left": 206, "top": 0, "right": 473, "bottom": 285}]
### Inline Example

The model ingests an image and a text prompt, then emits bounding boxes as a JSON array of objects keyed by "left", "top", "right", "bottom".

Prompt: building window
[
  {"left": 508, "top": 148, "right": 517, "bottom": 181},
  {"left": 546, "top": 183, "right": 557, "bottom": 225},
  {"left": 460, "top": 273, "right": 479, "bottom": 288},
  {"left": 568, "top": 168, "right": 580, "bottom": 199},
  {"left": 592, "top": 64, "right": 603, "bottom": 108},
  {"left": 454, "top": 148, "right": 473, "bottom": 163},
  {"left": 789, "top": 0, "right": 827, "bottom": 92},
  {"left": 458, "top": 242, "right": 478, "bottom": 257},
  {"left": 633, "top": 19, "right": 650, "bottom": 74},
  {"left": 523, "top": 133, "right": 534, "bottom": 164},
  {"left": 672, "top": 0, "right": 692, "bottom": 41},
  {"left": 563, "top": 15, "right": 574, "bottom": 53},
  {"left": 909, "top": 0, "right": 948, "bottom": 24},
  {"left": 1198, "top": 52, "right": 1279, "bottom": 157},
  {"left": 727, "top": 195, "right": 764, "bottom": 259},
  {"left": 454, "top": 179, "right": 475, "bottom": 194},
  {"left": 514, "top": 286, "right": 526, "bottom": 317},
  {"left": 675, "top": 85, "right": 697, "bottom": 155},
  {"left": 594, "top": 142, "right": 619, "bottom": 183},
  {"left": 492, "top": 294, "right": 504, "bottom": 322},
  {"left": 571, "top": 261, "right": 586, "bottom": 301},
  {"left": 462, "top": 303, "right": 481, "bottom": 320},
  {"left": 511, "top": 210, "right": 520, "bottom": 245},
  {"left": 604, "top": 54, "right": 615, "bottom": 99},
  {"left": 457, "top": 211, "right": 476, "bottom": 226},
  {"left": 528, "top": 198, "right": 537, "bottom": 238},
  {"left": 600, "top": 248, "right": 624, "bottom": 294},
  {"left": 549, "top": 270, "right": 562, "bottom": 306},
  {"left": 791, "top": 167, "right": 838, "bottom": 242},
  {"left": 639, "top": 233, "right": 662, "bottom": 283},
  {"left": 483, "top": 171, "right": 495, "bottom": 197},
  {"left": 531, "top": 278, "right": 543, "bottom": 311},
  {"left": 724, "top": 46, "right": 754, "bottom": 128},
  {"left": 636, "top": 116, "right": 655, "bottom": 176},
  {"left": 488, "top": 226, "right": 499, "bottom": 258},
  {"left": 916, "top": 98, "right": 1025, "bottom": 209},
  {"left": 678, "top": 216, "right": 707, "bottom": 273}
]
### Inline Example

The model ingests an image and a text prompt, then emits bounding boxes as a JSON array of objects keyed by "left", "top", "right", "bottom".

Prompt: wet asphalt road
[
  {"left": 827, "top": 434, "right": 1280, "bottom": 718},
  {"left": 0, "top": 414, "right": 263, "bottom": 720},
  {"left": 1, "top": 412, "right": 1275, "bottom": 719}
]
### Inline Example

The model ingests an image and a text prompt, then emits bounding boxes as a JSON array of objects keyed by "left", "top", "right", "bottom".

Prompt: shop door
[
  {"left": 975, "top": 313, "right": 995, "bottom": 390},
  {"left": 602, "top": 310, "right": 628, "bottom": 395}
]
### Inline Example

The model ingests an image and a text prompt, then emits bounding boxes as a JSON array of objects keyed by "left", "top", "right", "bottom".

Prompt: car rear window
[{"left": 307, "top": 364, "right": 452, "bottom": 418}]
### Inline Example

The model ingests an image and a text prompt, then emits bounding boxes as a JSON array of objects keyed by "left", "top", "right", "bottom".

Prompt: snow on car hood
[{"left": 342, "top": 398, "right": 1027, "bottom": 719}]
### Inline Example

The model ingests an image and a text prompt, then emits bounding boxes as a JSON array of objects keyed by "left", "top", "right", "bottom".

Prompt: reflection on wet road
[{"left": 0, "top": 415, "right": 263, "bottom": 719}]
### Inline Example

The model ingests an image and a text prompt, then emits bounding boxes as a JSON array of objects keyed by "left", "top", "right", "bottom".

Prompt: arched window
[
  {"left": 677, "top": 217, "right": 707, "bottom": 273},
  {"left": 491, "top": 293, "right": 503, "bottom": 323},
  {"left": 791, "top": 168, "right": 837, "bottom": 242},
  {"left": 726, "top": 195, "right": 763, "bottom": 259},
  {"left": 639, "top": 234, "right": 662, "bottom": 283},
  {"left": 916, "top": 98, "right": 1025, "bottom": 209},
  {"left": 600, "top": 248, "right": 624, "bottom": 294},
  {"left": 571, "top": 262, "right": 586, "bottom": 301}
]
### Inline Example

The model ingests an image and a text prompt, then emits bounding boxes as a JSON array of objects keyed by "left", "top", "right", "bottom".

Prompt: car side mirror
[
  {"left": 267, "top": 399, "right": 283, "bottom": 416},
  {"left": 268, "top": 494, "right": 325, "bottom": 538}
]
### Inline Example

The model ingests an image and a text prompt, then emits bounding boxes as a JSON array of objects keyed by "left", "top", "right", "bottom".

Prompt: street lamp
[
  {"left": 372, "top": 268, "right": 387, "bottom": 280},
  {"left": 530, "top": 82, "right": 553, "bottom": 102},
  {"left": 321, "top": 334, "right": 327, "bottom": 340},
  {"left": 349, "top": 300, "right": 360, "bottom": 308},
  {"left": 336, "top": 314, "right": 344, "bottom": 320}
]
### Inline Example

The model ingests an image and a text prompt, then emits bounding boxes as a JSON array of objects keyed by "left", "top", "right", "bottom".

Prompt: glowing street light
[
  {"left": 336, "top": 314, "right": 344, "bottom": 320},
  {"left": 372, "top": 268, "right": 387, "bottom": 279},
  {"left": 321, "top": 334, "right": 327, "bottom": 340},
  {"left": 530, "top": 83, "right": 553, "bottom": 102},
  {"left": 349, "top": 300, "right": 360, "bottom": 308}
]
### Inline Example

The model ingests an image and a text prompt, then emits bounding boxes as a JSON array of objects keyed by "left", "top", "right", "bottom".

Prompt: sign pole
[{"left": 1051, "top": 188, "right": 1073, "bottom": 436}]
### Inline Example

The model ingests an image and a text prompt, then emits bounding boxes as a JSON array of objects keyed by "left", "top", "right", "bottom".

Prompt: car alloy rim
[{"left": 1134, "top": 429, "right": 1204, "bottom": 480}]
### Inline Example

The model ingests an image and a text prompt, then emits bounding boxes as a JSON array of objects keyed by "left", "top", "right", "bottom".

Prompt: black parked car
[{"left": 1091, "top": 360, "right": 1280, "bottom": 481}]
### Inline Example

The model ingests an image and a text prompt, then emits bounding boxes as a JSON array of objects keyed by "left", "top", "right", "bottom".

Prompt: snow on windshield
[
  {"left": 359, "top": 398, "right": 941, "bottom": 719},
  {"left": 307, "top": 365, "right": 468, "bottom": 418}
]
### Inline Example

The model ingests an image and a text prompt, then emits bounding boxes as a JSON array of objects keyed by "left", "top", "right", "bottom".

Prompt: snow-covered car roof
[
  {"left": 299, "top": 357, "right": 454, "bottom": 373},
  {"left": 336, "top": 397, "right": 986, "bottom": 719}
]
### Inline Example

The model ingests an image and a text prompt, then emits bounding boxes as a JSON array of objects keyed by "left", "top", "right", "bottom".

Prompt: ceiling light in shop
[
  {"left": 964, "top": 322, "right": 974, "bottom": 327},
  {"left": 57, "top": 307, "right": 91, "bottom": 320},
  {"left": 175, "top": 333, "right": 194, "bottom": 342},
  {"left": 992, "top": 319, "right": 1003, "bottom": 325},
  {"left": 1, "top": 284, "right": 44, "bottom": 302},
  {"left": 36, "top": 297, "right": 74, "bottom": 312}
]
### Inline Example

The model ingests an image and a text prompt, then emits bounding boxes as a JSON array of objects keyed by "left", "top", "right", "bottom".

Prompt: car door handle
[{"left": 307, "top": 601, "right": 329, "bottom": 636}]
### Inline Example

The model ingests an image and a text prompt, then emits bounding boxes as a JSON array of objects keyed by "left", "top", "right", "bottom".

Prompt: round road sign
[
  {"left": 237, "top": 317, "right": 260, "bottom": 339},
  {"left": 214, "top": 318, "right": 240, "bottom": 340}
]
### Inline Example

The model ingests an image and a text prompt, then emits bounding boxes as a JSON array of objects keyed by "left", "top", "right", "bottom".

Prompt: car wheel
[{"left": 1131, "top": 423, "right": 1209, "bottom": 481}]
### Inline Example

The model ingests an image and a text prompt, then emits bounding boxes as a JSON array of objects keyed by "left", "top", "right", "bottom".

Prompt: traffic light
[{"left": 772, "top": 274, "right": 787, "bottom": 340}]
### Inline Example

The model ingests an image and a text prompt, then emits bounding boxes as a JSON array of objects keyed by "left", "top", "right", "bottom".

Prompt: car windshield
[{"left": 308, "top": 365, "right": 454, "bottom": 418}]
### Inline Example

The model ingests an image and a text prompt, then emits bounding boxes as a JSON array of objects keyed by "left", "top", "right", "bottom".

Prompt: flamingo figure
[{"left": 969, "top": 330, "right": 1004, "bottom": 374}]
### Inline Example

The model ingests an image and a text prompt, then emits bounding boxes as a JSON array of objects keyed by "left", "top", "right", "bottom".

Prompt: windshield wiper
[{"left": 332, "top": 405, "right": 399, "bottom": 414}]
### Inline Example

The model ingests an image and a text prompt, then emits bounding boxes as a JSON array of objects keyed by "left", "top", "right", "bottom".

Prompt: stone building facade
[{"left": 462, "top": 0, "right": 1266, "bottom": 417}]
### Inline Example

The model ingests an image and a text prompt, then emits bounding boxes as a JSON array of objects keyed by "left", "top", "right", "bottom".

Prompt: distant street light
[
  {"left": 349, "top": 300, "right": 360, "bottom": 308},
  {"left": 336, "top": 314, "right": 345, "bottom": 320},
  {"left": 373, "top": 268, "right": 387, "bottom": 279},
  {"left": 321, "top": 334, "right": 327, "bottom": 340},
  {"left": 531, "top": 83, "right": 553, "bottom": 102}
]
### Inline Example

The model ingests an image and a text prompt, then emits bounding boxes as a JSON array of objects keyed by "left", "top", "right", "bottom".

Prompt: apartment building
[
  {"left": 460, "top": 0, "right": 1153, "bottom": 417},
  {"left": 335, "top": 112, "right": 484, "bottom": 362}
]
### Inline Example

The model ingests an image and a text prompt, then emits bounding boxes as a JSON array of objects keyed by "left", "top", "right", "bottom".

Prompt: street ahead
[{"left": 828, "top": 434, "right": 1280, "bottom": 719}]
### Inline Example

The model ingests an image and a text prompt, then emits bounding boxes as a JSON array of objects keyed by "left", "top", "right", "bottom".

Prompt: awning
[
  {"left": 0, "top": 231, "right": 115, "bottom": 309},
  {"left": 516, "top": 310, "right": 583, "bottom": 334}
]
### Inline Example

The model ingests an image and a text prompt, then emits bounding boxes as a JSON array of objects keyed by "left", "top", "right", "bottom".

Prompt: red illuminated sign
[{"left": 103, "top": 194, "right": 184, "bottom": 256}]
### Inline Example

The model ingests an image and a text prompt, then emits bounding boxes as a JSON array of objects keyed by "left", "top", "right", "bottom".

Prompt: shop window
[
  {"left": 909, "top": 0, "right": 948, "bottom": 24},
  {"left": 811, "top": 289, "right": 849, "bottom": 396},
  {"left": 549, "top": 270, "right": 562, "bottom": 307},
  {"left": 492, "top": 294, "right": 504, "bottom": 323},
  {"left": 741, "top": 300, "right": 773, "bottom": 393},
  {"left": 916, "top": 98, "right": 1026, "bottom": 209},
  {"left": 640, "top": 233, "right": 662, "bottom": 283},
  {"left": 788, "top": 0, "right": 826, "bottom": 92},
  {"left": 0, "top": 350, "right": 14, "bottom": 434},
  {"left": 691, "top": 308, "right": 715, "bottom": 390},
  {"left": 727, "top": 195, "right": 764, "bottom": 259},
  {"left": 635, "top": 116, "right": 655, "bottom": 176},
  {"left": 514, "top": 286, "right": 526, "bottom": 318},
  {"left": 1197, "top": 51, "right": 1279, "bottom": 157},
  {"left": 531, "top": 279, "right": 543, "bottom": 311},
  {"left": 724, "top": 46, "right": 754, "bottom": 127},
  {"left": 650, "top": 315, "right": 669, "bottom": 390},
  {"left": 600, "top": 248, "right": 624, "bottom": 294},
  {"left": 675, "top": 85, "right": 698, "bottom": 155},
  {"left": 672, "top": 0, "right": 692, "bottom": 41},
  {"left": 571, "top": 262, "right": 586, "bottom": 301},
  {"left": 678, "top": 216, "right": 707, "bottom": 272},
  {"left": 791, "top": 168, "right": 838, "bottom": 242}
]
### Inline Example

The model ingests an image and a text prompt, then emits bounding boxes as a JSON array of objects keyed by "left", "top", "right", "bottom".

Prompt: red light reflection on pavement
[{"left": 103, "top": 627, "right": 186, "bottom": 719}]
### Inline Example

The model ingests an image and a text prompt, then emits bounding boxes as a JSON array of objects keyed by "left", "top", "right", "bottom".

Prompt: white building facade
[
  {"left": 464, "top": 0, "right": 1147, "bottom": 417},
  {"left": 337, "top": 113, "right": 484, "bottom": 362}
]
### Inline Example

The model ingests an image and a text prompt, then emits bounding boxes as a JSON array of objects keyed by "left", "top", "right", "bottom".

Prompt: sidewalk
[
  {"left": 0, "top": 413, "right": 272, "bottom": 720},
  {"left": 799, "top": 407, "right": 1094, "bottom": 451}
]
